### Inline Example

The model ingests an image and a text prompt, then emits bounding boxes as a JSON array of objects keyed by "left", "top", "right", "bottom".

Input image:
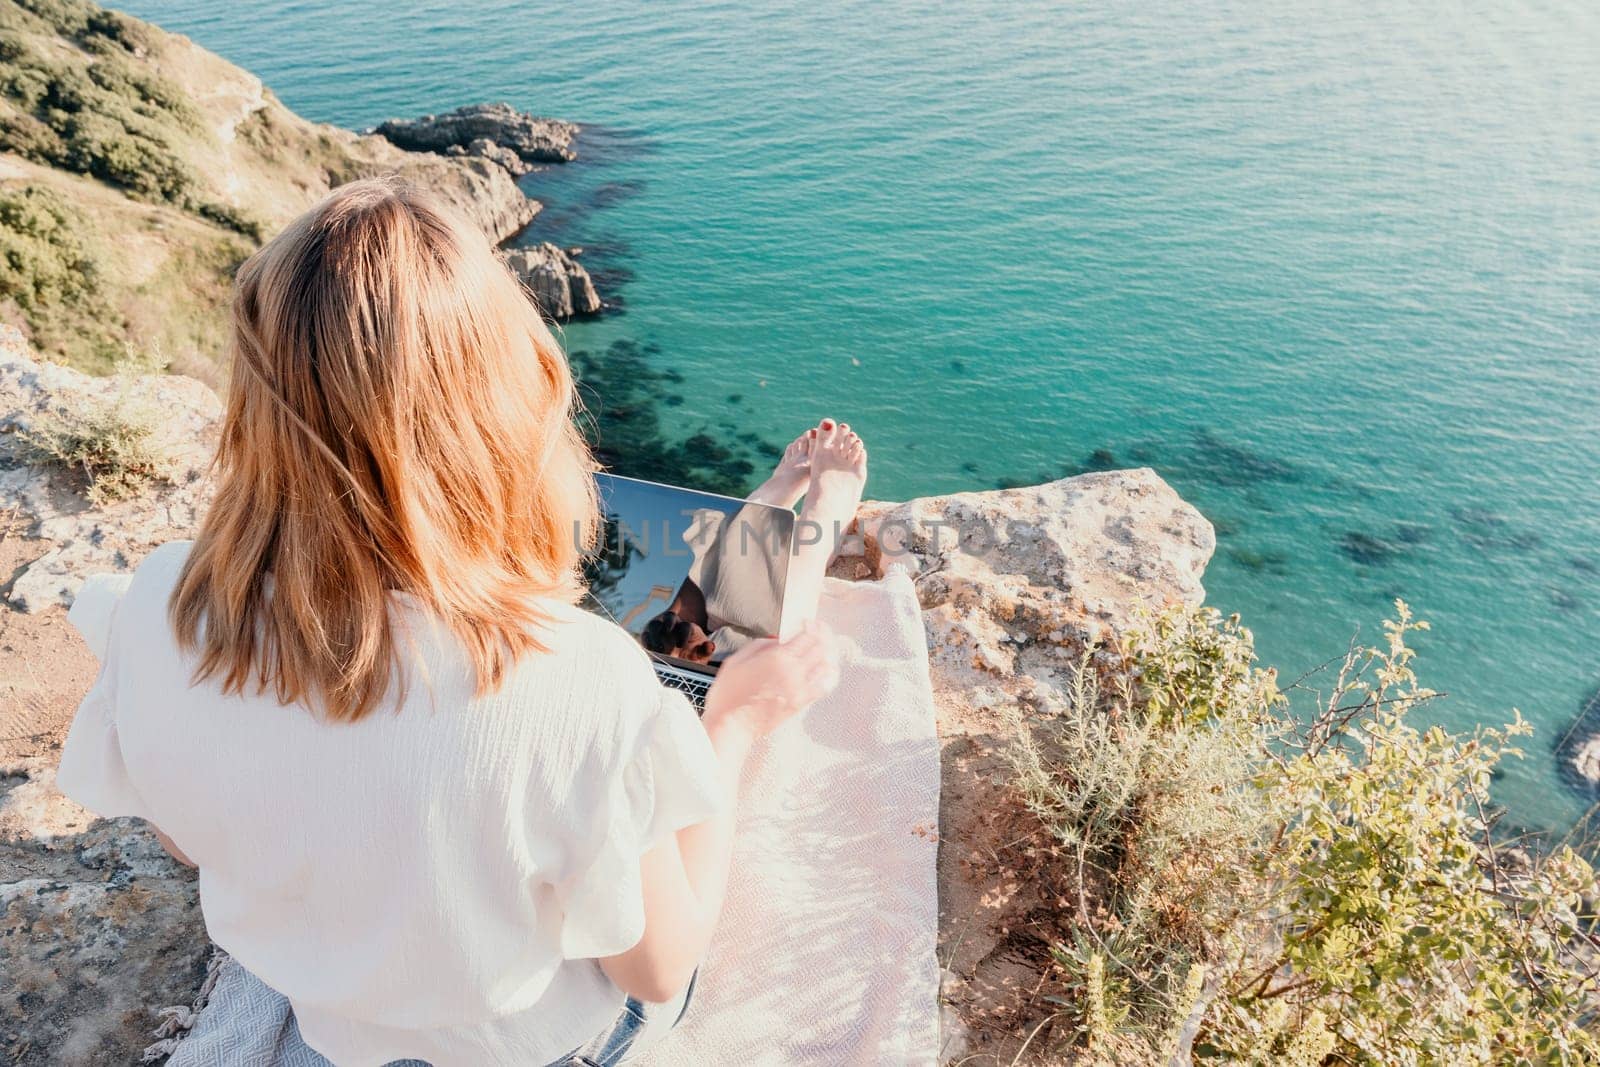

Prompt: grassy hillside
[{"left": 0, "top": 0, "right": 530, "bottom": 378}]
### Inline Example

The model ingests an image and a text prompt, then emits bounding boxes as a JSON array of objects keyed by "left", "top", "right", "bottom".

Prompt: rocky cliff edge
[{"left": 0, "top": 329, "right": 1213, "bottom": 1064}]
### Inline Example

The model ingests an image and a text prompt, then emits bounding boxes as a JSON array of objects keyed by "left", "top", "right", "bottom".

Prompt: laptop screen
[{"left": 582, "top": 473, "right": 794, "bottom": 673}]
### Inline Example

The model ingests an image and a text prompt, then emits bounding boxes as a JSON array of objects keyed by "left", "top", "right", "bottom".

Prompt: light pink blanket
[{"left": 638, "top": 570, "right": 941, "bottom": 1067}]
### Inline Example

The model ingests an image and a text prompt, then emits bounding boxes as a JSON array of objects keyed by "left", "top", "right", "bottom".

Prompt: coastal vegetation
[
  {"left": 0, "top": 181, "right": 115, "bottom": 361},
  {"left": 1009, "top": 604, "right": 1600, "bottom": 1063},
  {"left": 0, "top": 0, "right": 261, "bottom": 371},
  {"left": 0, "top": 0, "right": 204, "bottom": 207},
  {"left": 19, "top": 341, "right": 176, "bottom": 503}
]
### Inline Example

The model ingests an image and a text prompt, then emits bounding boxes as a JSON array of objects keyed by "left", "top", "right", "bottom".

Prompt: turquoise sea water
[{"left": 121, "top": 0, "right": 1600, "bottom": 831}]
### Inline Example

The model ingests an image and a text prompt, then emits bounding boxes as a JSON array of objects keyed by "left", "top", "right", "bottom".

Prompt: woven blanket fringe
[{"left": 141, "top": 948, "right": 230, "bottom": 1063}]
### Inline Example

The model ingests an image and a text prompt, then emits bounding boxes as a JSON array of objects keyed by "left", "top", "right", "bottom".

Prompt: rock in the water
[
  {"left": 1572, "top": 736, "right": 1600, "bottom": 786},
  {"left": 445, "top": 137, "right": 535, "bottom": 177},
  {"left": 0, "top": 325, "right": 221, "bottom": 613},
  {"left": 502, "top": 242, "right": 603, "bottom": 319},
  {"left": 376, "top": 103, "right": 579, "bottom": 165}
]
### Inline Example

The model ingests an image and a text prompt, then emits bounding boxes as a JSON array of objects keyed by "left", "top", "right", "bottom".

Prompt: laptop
[{"left": 581, "top": 472, "right": 797, "bottom": 710}]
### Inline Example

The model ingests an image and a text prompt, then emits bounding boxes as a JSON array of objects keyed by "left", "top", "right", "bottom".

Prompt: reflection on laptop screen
[{"left": 583, "top": 473, "right": 794, "bottom": 673}]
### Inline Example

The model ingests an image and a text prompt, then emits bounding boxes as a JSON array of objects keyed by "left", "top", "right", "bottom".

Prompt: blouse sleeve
[
  {"left": 55, "top": 573, "right": 151, "bottom": 820},
  {"left": 555, "top": 686, "right": 726, "bottom": 960}
]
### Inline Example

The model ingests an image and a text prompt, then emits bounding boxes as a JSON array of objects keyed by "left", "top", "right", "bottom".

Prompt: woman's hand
[{"left": 702, "top": 620, "right": 840, "bottom": 737}]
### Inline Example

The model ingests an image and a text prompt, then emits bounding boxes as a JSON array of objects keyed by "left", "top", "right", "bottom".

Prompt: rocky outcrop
[
  {"left": 836, "top": 471, "right": 1214, "bottom": 706},
  {"left": 502, "top": 243, "right": 603, "bottom": 319},
  {"left": 1573, "top": 738, "right": 1600, "bottom": 786},
  {"left": 1, "top": 330, "right": 220, "bottom": 1065},
  {"left": 381, "top": 149, "right": 540, "bottom": 245},
  {"left": 1555, "top": 687, "right": 1600, "bottom": 794},
  {"left": 0, "top": 3, "right": 544, "bottom": 374},
  {"left": 142, "top": 33, "right": 546, "bottom": 244},
  {"left": 0, "top": 330, "right": 1214, "bottom": 1063},
  {"left": 1, "top": 758, "right": 207, "bottom": 1065},
  {"left": 375, "top": 103, "right": 579, "bottom": 166}
]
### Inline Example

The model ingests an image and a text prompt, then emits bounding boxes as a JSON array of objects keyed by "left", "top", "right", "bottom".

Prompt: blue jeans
[
  {"left": 379, "top": 974, "right": 696, "bottom": 1067},
  {"left": 548, "top": 971, "right": 697, "bottom": 1067},
  {"left": 166, "top": 956, "right": 696, "bottom": 1067}
]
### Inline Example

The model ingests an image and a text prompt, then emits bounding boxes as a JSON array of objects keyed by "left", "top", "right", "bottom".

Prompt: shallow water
[{"left": 121, "top": 0, "right": 1600, "bottom": 832}]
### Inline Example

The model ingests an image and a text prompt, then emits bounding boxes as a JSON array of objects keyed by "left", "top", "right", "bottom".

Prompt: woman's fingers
[
  {"left": 785, "top": 619, "right": 833, "bottom": 658},
  {"left": 792, "top": 622, "right": 839, "bottom": 689}
]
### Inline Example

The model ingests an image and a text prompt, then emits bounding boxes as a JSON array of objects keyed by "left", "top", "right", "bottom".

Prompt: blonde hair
[{"left": 172, "top": 178, "right": 598, "bottom": 722}]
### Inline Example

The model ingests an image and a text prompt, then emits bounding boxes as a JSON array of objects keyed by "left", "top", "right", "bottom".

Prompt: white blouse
[{"left": 56, "top": 542, "right": 725, "bottom": 1067}]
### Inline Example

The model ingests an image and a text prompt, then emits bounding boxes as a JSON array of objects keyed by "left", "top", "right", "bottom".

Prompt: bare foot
[
  {"left": 800, "top": 418, "right": 867, "bottom": 556},
  {"left": 748, "top": 428, "right": 815, "bottom": 509},
  {"left": 779, "top": 419, "right": 868, "bottom": 633}
]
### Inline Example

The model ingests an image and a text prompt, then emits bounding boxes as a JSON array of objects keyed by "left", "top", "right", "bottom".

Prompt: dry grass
[{"left": 19, "top": 345, "right": 177, "bottom": 503}]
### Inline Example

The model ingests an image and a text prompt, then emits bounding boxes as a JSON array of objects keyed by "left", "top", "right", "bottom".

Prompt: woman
[{"left": 55, "top": 179, "right": 856, "bottom": 1066}]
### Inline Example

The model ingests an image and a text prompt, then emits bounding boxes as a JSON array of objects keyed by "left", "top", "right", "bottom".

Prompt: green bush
[
  {"left": 197, "top": 201, "right": 265, "bottom": 241},
  {"left": 1011, "top": 603, "right": 1600, "bottom": 1065},
  {"left": 11, "top": 0, "right": 153, "bottom": 54},
  {"left": 86, "top": 55, "right": 197, "bottom": 122},
  {"left": 0, "top": 182, "right": 95, "bottom": 309},
  {"left": 0, "top": 106, "right": 64, "bottom": 157},
  {"left": 0, "top": 4, "right": 198, "bottom": 205},
  {"left": 56, "top": 108, "right": 193, "bottom": 200},
  {"left": 0, "top": 182, "right": 125, "bottom": 365}
]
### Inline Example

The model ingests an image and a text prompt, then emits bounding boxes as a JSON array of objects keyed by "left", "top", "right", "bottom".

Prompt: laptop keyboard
[{"left": 655, "top": 665, "right": 711, "bottom": 710}]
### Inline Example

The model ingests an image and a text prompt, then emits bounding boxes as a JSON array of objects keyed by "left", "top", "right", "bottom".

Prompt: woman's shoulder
[
  {"left": 64, "top": 541, "right": 191, "bottom": 662},
  {"left": 102, "top": 539, "right": 192, "bottom": 609},
  {"left": 538, "top": 601, "right": 658, "bottom": 676},
  {"left": 511, "top": 602, "right": 667, "bottom": 721},
  {"left": 126, "top": 540, "right": 193, "bottom": 607},
  {"left": 138, "top": 539, "right": 193, "bottom": 575}
]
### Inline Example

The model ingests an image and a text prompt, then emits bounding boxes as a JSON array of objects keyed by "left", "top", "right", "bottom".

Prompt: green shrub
[
  {"left": 11, "top": 0, "right": 151, "bottom": 52},
  {"left": 0, "top": 105, "right": 64, "bottom": 157},
  {"left": 86, "top": 55, "right": 197, "bottom": 122},
  {"left": 0, "top": 182, "right": 125, "bottom": 365},
  {"left": 20, "top": 344, "right": 176, "bottom": 503},
  {"left": 1011, "top": 603, "right": 1600, "bottom": 1065},
  {"left": 0, "top": 4, "right": 199, "bottom": 204},
  {"left": 0, "top": 182, "right": 95, "bottom": 309},
  {"left": 81, "top": 8, "right": 157, "bottom": 56},
  {"left": 56, "top": 108, "right": 193, "bottom": 200},
  {"left": 197, "top": 201, "right": 265, "bottom": 241}
]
